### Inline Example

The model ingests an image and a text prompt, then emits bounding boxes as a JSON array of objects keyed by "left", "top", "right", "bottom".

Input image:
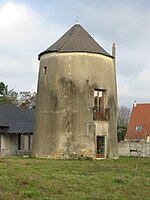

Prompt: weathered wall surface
[
  {"left": 118, "top": 141, "right": 150, "bottom": 157},
  {"left": 32, "top": 52, "right": 118, "bottom": 159}
]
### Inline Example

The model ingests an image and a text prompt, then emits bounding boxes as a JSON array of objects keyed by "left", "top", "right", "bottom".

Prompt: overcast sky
[{"left": 0, "top": 0, "right": 150, "bottom": 108}]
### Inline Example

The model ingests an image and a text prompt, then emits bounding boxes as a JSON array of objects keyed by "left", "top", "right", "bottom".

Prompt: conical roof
[{"left": 38, "top": 24, "right": 112, "bottom": 59}]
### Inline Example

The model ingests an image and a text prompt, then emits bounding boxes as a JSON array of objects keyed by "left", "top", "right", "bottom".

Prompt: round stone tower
[{"left": 32, "top": 24, "right": 118, "bottom": 159}]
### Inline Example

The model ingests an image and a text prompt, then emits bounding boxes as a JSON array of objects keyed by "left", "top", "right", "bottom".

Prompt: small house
[
  {"left": 0, "top": 104, "right": 34, "bottom": 157},
  {"left": 125, "top": 102, "right": 150, "bottom": 141}
]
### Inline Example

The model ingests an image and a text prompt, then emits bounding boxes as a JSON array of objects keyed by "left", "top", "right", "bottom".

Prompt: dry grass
[{"left": 0, "top": 157, "right": 150, "bottom": 200}]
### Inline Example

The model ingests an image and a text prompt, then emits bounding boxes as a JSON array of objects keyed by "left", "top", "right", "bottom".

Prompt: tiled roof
[
  {"left": 0, "top": 104, "right": 34, "bottom": 133},
  {"left": 125, "top": 103, "right": 150, "bottom": 140},
  {"left": 38, "top": 24, "right": 112, "bottom": 59}
]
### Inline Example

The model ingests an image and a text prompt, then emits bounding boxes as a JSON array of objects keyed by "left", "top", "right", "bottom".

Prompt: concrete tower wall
[{"left": 32, "top": 52, "right": 118, "bottom": 159}]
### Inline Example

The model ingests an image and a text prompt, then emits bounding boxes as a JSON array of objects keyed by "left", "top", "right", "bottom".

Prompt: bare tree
[
  {"left": 118, "top": 106, "right": 131, "bottom": 127},
  {"left": 0, "top": 82, "right": 36, "bottom": 108},
  {"left": 127, "top": 125, "right": 150, "bottom": 175},
  {"left": 18, "top": 91, "right": 36, "bottom": 108},
  {"left": 4, "top": 89, "right": 18, "bottom": 105},
  {"left": 117, "top": 106, "right": 131, "bottom": 142}
]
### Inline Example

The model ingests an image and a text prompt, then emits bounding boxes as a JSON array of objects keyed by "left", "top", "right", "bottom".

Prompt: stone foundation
[{"left": 35, "top": 149, "right": 95, "bottom": 160}]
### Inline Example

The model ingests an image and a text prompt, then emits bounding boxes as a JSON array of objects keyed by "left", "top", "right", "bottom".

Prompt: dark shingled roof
[
  {"left": 0, "top": 104, "right": 34, "bottom": 133},
  {"left": 38, "top": 24, "right": 112, "bottom": 59}
]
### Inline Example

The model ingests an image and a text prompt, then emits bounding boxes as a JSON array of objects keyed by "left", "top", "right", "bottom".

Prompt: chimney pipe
[
  {"left": 133, "top": 101, "right": 137, "bottom": 107},
  {"left": 112, "top": 43, "right": 116, "bottom": 57}
]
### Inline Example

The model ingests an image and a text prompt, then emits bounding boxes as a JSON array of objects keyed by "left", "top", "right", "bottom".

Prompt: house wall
[
  {"left": 0, "top": 134, "right": 33, "bottom": 157},
  {"left": 32, "top": 52, "right": 118, "bottom": 159},
  {"left": 1, "top": 134, "right": 18, "bottom": 156},
  {"left": 118, "top": 141, "right": 150, "bottom": 157}
]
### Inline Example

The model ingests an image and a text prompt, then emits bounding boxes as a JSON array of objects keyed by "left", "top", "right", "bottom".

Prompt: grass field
[{"left": 0, "top": 157, "right": 150, "bottom": 200}]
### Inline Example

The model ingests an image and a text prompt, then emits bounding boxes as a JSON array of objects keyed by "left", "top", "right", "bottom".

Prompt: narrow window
[
  {"left": 18, "top": 134, "right": 21, "bottom": 150},
  {"left": 28, "top": 135, "right": 31, "bottom": 150},
  {"left": 93, "top": 89, "right": 105, "bottom": 121},
  {"left": 43, "top": 66, "right": 47, "bottom": 75}
]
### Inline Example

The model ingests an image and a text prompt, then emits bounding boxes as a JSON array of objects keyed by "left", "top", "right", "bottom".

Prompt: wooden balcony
[
  {"left": 93, "top": 108, "right": 110, "bottom": 121},
  {"left": 93, "top": 112, "right": 104, "bottom": 121}
]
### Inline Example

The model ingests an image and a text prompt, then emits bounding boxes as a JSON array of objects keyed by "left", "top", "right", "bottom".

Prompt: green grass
[{"left": 0, "top": 157, "right": 150, "bottom": 200}]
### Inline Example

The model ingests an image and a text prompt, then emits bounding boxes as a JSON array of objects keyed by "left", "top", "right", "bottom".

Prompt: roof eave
[{"left": 38, "top": 50, "right": 114, "bottom": 60}]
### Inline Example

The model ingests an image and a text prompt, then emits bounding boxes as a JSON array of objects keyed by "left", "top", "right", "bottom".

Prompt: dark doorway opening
[{"left": 97, "top": 136, "right": 105, "bottom": 158}]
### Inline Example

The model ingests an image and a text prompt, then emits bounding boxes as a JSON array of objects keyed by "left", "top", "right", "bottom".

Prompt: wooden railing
[
  {"left": 93, "top": 108, "right": 110, "bottom": 121},
  {"left": 93, "top": 112, "right": 104, "bottom": 121}
]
